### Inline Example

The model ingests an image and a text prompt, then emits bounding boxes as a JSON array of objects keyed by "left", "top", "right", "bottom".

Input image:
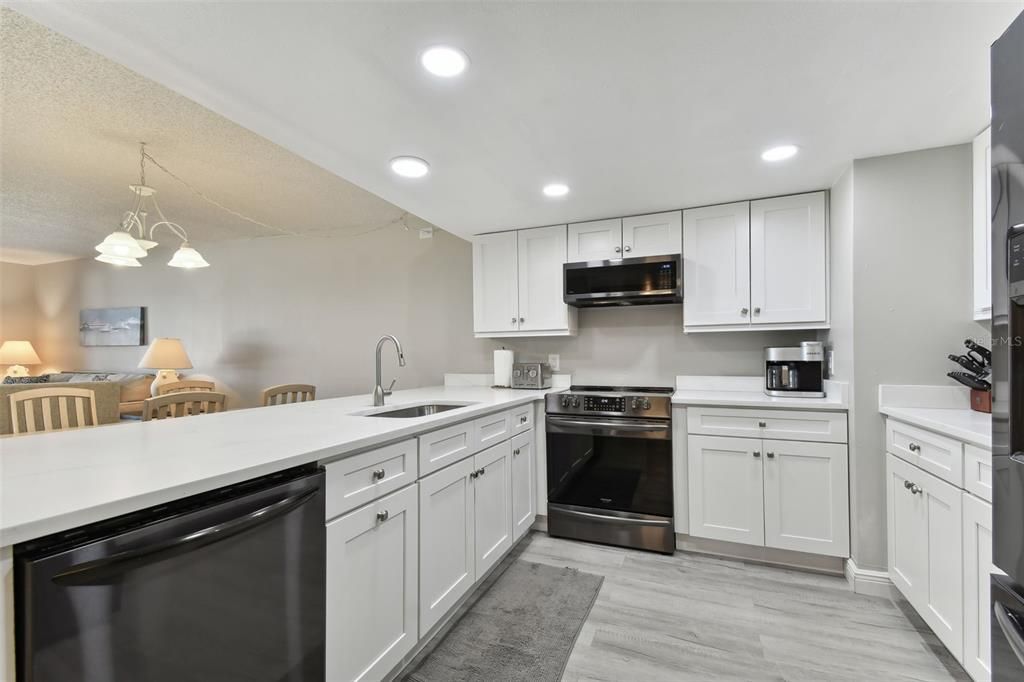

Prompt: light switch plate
[{"left": 548, "top": 354, "right": 560, "bottom": 371}]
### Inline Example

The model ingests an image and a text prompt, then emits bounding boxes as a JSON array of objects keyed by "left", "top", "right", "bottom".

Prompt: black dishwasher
[{"left": 15, "top": 464, "right": 325, "bottom": 682}]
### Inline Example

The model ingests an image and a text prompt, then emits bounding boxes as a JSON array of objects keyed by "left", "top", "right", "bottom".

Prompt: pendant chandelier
[{"left": 95, "top": 143, "right": 210, "bottom": 269}]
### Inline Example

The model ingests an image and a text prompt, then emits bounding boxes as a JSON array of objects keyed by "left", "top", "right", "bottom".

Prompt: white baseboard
[{"left": 845, "top": 558, "right": 897, "bottom": 599}]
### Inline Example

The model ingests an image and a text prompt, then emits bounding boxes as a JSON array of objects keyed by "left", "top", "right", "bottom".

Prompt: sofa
[{"left": 0, "top": 381, "right": 121, "bottom": 435}]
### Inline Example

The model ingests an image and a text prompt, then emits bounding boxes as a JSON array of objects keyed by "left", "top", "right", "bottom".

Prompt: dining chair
[
  {"left": 157, "top": 379, "right": 216, "bottom": 396},
  {"left": 9, "top": 386, "right": 100, "bottom": 434},
  {"left": 142, "top": 391, "right": 227, "bottom": 421},
  {"left": 262, "top": 384, "right": 316, "bottom": 407}
]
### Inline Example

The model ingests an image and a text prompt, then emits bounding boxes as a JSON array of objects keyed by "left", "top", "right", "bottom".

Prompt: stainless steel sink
[{"left": 361, "top": 403, "right": 469, "bottom": 418}]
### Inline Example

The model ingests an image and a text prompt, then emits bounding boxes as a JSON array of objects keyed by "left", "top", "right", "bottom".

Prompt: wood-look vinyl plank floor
[{"left": 518, "top": 532, "right": 969, "bottom": 682}]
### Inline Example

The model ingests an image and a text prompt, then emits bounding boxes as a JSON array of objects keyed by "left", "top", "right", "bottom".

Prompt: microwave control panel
[{"left": 584, "top": 396, "right": 625, "bottom": 413}]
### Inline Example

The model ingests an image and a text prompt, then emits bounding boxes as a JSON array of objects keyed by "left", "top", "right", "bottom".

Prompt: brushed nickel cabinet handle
[
  {"left": 741, "top": 308, "right": 749, "bottom": 316},
  {"left": 908, "top": 442, "right": 921, "bottom": 453},
  {"left": 753, "top": 307, "right": 761, "bottom": 315},
  {"left": 758, "top": 420, "right": 767, "bottom": 428},
  {"left": 376, "top": 510, "right": 389, "bottom": 522},
  {"left": 910, "top": 484, "right": 923, "bottom": 495},
  {"left": 372, "top": 468, "right": 386, "bottom": 481},
  {"left": 753, "top": 451, "right": 761, "bottom": 458},
  {"left": 766, "top": 451, "right": 775, "bottom": 459},
  {"left": 624, "top": 245, "right": 632, "bottom": 252}
]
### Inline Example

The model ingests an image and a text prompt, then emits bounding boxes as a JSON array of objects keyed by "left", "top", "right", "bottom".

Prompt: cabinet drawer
[
  {"left": 419, "top": 420, "right": 477, "bottom": 476},
  {"left": 325, "top": 438, "right": 418, "bottom": 520},
  {"left": 886, "top": 419, "right": 964, "bottom": 488},
  {"left": 964, "top": 444, "right": 992, "bottom": 503},
  {"left": 475, "top": 410, "right": 512, "bottom": 449},
  {"left": 510, "top": 404, "right": 533, "bottom": 435},
  {"left": 687, "top": 407, "right": 848, "bottom": 443}
]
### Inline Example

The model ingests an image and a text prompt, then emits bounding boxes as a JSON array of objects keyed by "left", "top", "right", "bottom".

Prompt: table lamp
[
  {"left": 139, "top": 338, "right": 193, "bottom": 396},
  {"left": 0, "top": 340, "right": 42, "bottom": 377}
]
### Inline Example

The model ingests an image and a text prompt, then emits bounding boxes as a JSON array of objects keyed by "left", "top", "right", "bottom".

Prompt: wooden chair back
[
  {"left": 262, "top": 384, "right": 316, "bottom": 407},
  {"left": 9, "top": 387, "right": 100, "bottom": 434},
  {"left": 157, "top": 380, "right": 216, "bottom": 396},
  {"left": 142, "top": 391, "right": 227, "bottom": 422}
]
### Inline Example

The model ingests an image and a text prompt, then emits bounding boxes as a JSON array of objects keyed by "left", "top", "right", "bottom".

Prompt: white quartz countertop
[
  {"left": 671, "top": 376, "right": 848, "bottom": 410},
  {"left": 879, "top": 406, "right": 992, "bottom": 449},
  {"left": 0, "top": 386, "right": 552, "bottom": 547}
]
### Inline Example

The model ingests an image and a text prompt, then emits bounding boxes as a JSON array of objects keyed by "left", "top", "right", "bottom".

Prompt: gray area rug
[{"left": 402, "top": 560, "right": 604, "bottom": 682}]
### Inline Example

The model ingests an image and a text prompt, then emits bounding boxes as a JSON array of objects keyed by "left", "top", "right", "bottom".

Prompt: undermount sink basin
[{"left": 359, "top": 402, "right": 472, "bottom": 418}]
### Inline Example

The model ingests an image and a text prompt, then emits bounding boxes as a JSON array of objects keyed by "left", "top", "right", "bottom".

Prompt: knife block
[{"left": 971, "top": 389, "right": 992, "bottom": 414}]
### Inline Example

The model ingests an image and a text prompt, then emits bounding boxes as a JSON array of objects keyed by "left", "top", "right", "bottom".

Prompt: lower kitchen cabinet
[
  {"left": 511, "top": 431, "right": 536, "bottom": 541},
  {"left": 688, "top": 434, "right": 850, "bottom": 557},
  {"left": 326, "top": 484, "right": 419, "bottom": 682},
  {"left": 474, "top": 440, "right": 513, "bottom": 576},
  {"left": 886, "top": 453, "right": 964, "bottom": 661},
  {"left": 963, "top": 491, "right": 994, "bottom": 681}
]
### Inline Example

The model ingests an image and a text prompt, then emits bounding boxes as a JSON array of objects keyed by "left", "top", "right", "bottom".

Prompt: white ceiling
[
  {"left": 0, "top": 8, "right": 430, "bottom": 265},
  {"left": 8, "top": 2, "right": 1024, "bottom": 242}
]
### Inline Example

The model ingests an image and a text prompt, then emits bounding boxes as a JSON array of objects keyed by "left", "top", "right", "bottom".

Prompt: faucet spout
[{"left": 373, "top": 335, "right": 405, "bottom": 406}]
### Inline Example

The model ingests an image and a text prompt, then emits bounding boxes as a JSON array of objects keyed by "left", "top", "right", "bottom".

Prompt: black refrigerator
[{"left": 991, "top": 9, "right": 1024, "bottom": 680}]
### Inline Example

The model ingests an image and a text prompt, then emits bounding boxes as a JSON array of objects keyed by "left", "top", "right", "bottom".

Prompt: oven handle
[
  {"left": 557, "top": 507, "right": 672, "bottom": 526},
  {"left": 546, "top": 416, "right": 671, "bottom": 439}
]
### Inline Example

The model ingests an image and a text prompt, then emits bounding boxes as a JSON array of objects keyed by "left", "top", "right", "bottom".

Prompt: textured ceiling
[
  {"left": 10, "top": 1, "right": 1023, "bottom": 242},
  {"left": 0, "top": 8, "right": 431, "bottom": 265}
]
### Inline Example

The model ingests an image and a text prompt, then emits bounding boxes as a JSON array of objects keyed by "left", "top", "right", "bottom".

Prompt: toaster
[{"left": 511, "top": 362, "right": 552, "bottom": 389}]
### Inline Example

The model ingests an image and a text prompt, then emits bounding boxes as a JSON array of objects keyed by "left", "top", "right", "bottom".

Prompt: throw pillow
[{"left": 2, "top": 375, "right": 50, "bottom": 384}]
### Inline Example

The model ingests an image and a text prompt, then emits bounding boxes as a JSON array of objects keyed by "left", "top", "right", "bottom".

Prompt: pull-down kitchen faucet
[{"left": 373, "top": 335, "right": 406, "bottom": 406}]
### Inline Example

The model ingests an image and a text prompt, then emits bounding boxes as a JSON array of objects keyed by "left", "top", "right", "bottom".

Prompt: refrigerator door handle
[
  {"left": 995, "top": 600, "right": 1024, "bottom": 667},
  {"left": 52, "top": 487, "right": 320, "bottom": 586}
]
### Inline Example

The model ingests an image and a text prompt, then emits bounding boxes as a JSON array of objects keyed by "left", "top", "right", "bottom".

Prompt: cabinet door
[
  {"left": 763, "top": 440, "right": 849, "bottom": 557},
  {"left": 687, "top": 435, "right": 764, "bottom": 546},
  {"left": 418, "top": 459, "right": 476, "bottom": 635},
  {"left": 517, "top": 225, "right": 570, "bottom": 332},
  {"left": 922, "top": 470, "right": 965, "bottom": 661},
  {"left": 622, "top": 211, "right": 681, "bottom": 257},
  {"left": 473, "top": 231, "right": 519, "bottom": 333},
  {"left": 474, "top": 440, "right": 513, "bottom": 576},
  {"left": 682, "top": 202, "right": 751, "bottom": 328},
  {"left": 510, "top": 431, "right": 535, "bottom": 541},
  {"left": 963, "top": 492, "right": 993, "bottom": 681},
  {"left": 567, "top": 218, "right": 622, "bottom": 262},
  {"left": 887, "top": 454, "right": 928, "bottom": 605},
  {"left": 326, "top": 484, "right": 418, "bottom": 682},
  {"left": 973, "top": 127, "right": 993, "bottom": 320},
  {"left": 749, "top": 192, "right": 828, "bottom": 325}
]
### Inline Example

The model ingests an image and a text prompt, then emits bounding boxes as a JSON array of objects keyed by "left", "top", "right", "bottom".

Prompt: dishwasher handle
[{"left": 53, "top": 487, "right": 320, "bottom": 586}]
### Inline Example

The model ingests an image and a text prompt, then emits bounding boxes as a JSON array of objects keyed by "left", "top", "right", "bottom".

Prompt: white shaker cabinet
[
  {"left": 510, "top": 431, "right": 536, "bottom": 541},
  {"left": 326, "top": 484, "right": 419, "bottom": 682},
  {"left": 474, "top": 441, "right": 513, "bottom": 576},
  {"left": 622, "top": 211, "right": 682, "bottom": 257},
  {"left": 567, "top": 218, "right": 623, "bottom": 261},
  {"left": 687, "top": 435, "right": 765, "bottom": 546},
  {"left": 886, "top": 453, "right": 964, "bottom": 661},
  {"left": 749, "top": 192, "right": 828, "bottom": 325},
  {"left": 683, "top": 191, "right": 829, "bottom": 332},
  {"left": 682, "top": 201, "right": 751, "bottom": 327},
  {"left": 517, "top": 225, "right": 570, "bottom": 332},
  {"left": 472, "top": 231, "right": 518, "bottom": 334},
  {"left": 973, "top": 127, "right": 993, "bottom": 321},
  {"left": 963, "top": 492, "right": 994, "bottom": 682}
]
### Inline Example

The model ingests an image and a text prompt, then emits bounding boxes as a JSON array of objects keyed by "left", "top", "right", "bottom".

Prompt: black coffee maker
[{"left": 764, "top": 341, "right": 825, "bottom": 398}]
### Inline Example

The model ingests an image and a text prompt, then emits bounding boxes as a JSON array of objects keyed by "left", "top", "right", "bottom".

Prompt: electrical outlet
[
  {"left": 548, "top": 354, "right": 560, "bottom": 371},
  {"left": 827, "top": 350, "right": 835, "bottom": 378}
]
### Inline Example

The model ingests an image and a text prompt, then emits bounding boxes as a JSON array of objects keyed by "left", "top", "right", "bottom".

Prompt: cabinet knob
[
  {"left": 511, "top": 317, "right": 517, "bottom": 325},
  {"left": 372, "top": 468, "right": 386, "bottom": 481},
  {"left": 753, "top": 307, "right": 761, "bottom": 315},
  {"left": 908, "top": 442, "right": 921, "bottom": 453},
  {"left": 753, "top": 451, "right": 761, "bottom": 458},
  {"left": 758, "top": 420, "right": 766, "bottom": 428},
  {"left": 513, "top": 448, "right": 521, "bottom": 456},
  {"left": 741, "top": 308, "right": 749, "bottom": 316},
  {"left": 910, "top": 484, "right": 923, "bottom": 495},
  {"left": 470, "top": 471, "right": 478, "bottom": 479},
  {"left": 904, "top": 480, "right": 914, "bottom": 490},
  {"left": 766, "top": 451, "right": 775, "bottom": 459},
  {"left": 624, "top": 245, "right": 632, "bottom": 253},
  {"left": 376, "top": 510, "right": 389, "bottom": 522},
  {"left": 614, "top": 246, "right": 622, "bottom": 254},
  {"left": 519, "top": 317, "right": 525, "bottom": 324}
]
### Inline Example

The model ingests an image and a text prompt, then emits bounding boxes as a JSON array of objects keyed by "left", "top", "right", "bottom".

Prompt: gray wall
[
  {"left": 506, "top": 305, "right": 809, "bottom": 386},
  {"left": 26, "top": 226, "right": 498, "bottom": 407},
  {"left": 823, "top": 144, "right": 989, "bottom": 571},
  {"left": 0, "top": 262, "right": 37, "bottom": 342}
]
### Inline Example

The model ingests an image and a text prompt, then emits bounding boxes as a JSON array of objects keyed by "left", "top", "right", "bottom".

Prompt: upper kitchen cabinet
[
  {"left": 472, "top": 226, "right": 577, "bottom": 338},
  {"left": 567, "top": 218, "right": 622, "bottom": 261},
  {"left": 683, "top": 191, "right": 829, "bottom": 332},
  {"left": 622, "top": 211, "right": 682, "bottom": 257},
  {"left": 568, "top": 211, "right": 681, "bottom": 261},
  {"left": 973, "top": 127, "right": 992, "bottom": 321}
]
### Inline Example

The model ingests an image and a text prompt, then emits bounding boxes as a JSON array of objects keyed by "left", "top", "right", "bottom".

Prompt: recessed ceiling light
[
  {"left": 543, "top": 183, "right": 570, "bottom": 198},
  {"left": 390, "top": 156, "right": 430, "bottom": 178},
  {"left": 761, "top": 145, "right": 799, "bottom": 162},
  {"left": 421, "top": 46, "right": 469, "bottom": 78}
]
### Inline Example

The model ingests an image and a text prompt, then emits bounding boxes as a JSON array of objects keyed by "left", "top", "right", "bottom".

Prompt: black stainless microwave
[{"left": 563, "top": 254, "right": 682, "bottom": 307}]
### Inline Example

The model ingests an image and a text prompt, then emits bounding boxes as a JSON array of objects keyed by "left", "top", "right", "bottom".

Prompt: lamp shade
[
  {"left": 0, "top": 340, "right": 41, "bottom": 365},
  {"left": 167, "top": 244, "right": 210, "bottom": 269},
  {"left": 138, "top": 338, "right": 193, "bottom": 370},
  {"left": 95, "top": 230, "right": 148, "bottom": 259}
]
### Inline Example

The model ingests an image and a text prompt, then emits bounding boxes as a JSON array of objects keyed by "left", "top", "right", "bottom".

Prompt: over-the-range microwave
[{"left": 563, "top": 254, "right": 682, "bottom": 307}]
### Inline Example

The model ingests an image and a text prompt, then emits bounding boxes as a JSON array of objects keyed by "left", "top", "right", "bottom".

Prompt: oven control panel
[{"left": 584, "top": 396, "right": 624, "bottom": 412}]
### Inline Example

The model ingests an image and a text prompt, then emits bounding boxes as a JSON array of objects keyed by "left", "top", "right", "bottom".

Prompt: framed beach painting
[{"left": 79, "top": 307, "right": 146, "bottom": 346}]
